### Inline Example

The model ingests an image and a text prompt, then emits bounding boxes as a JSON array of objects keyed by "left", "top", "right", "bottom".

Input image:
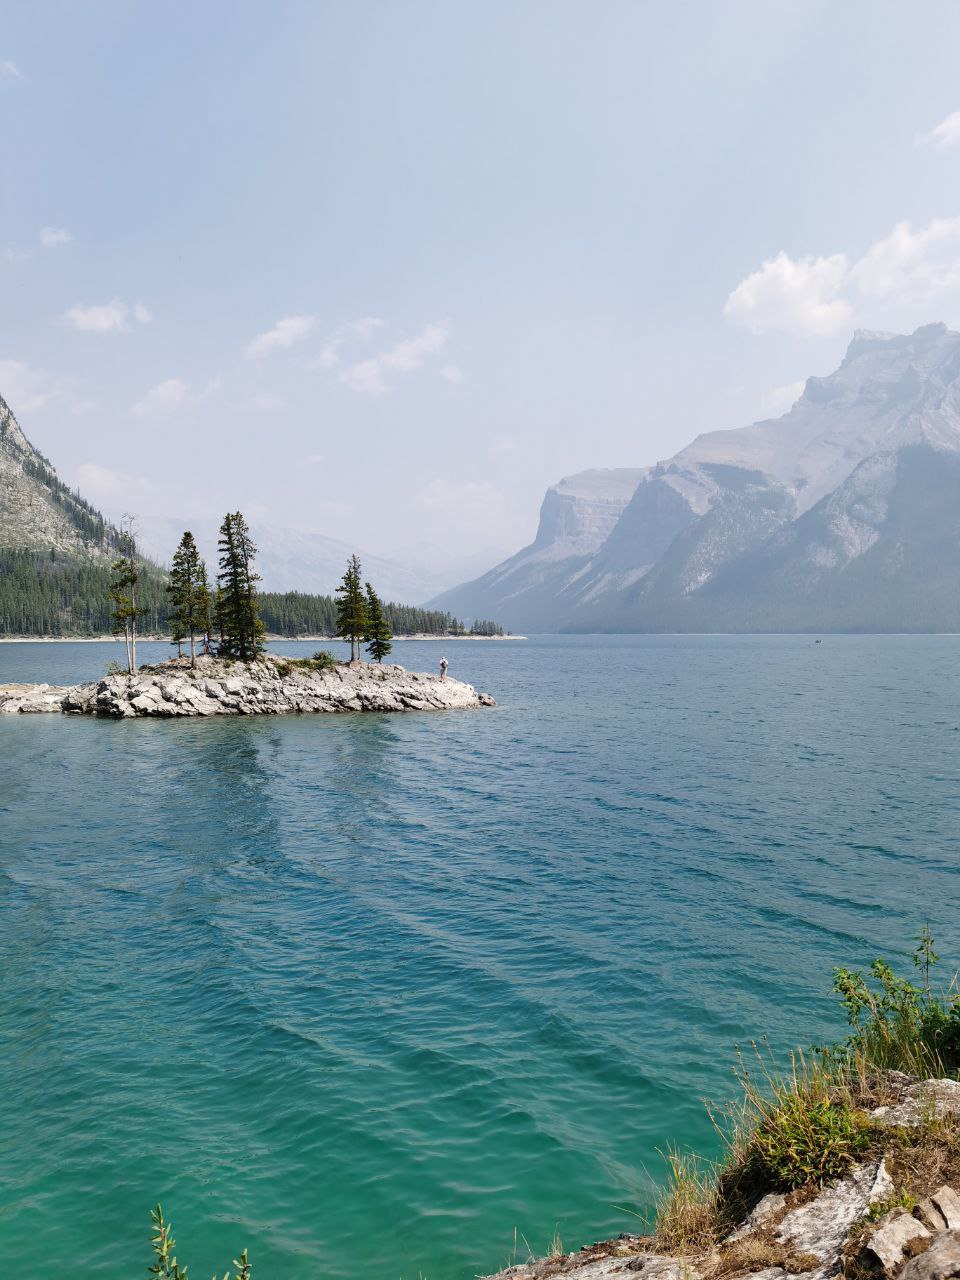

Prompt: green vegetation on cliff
[{"left": 653, "top": 928, "right": 960, "bottom": 1255}]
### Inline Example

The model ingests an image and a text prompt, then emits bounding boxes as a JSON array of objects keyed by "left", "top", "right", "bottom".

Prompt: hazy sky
[{"left": 5, "top": 1, "right": 960, "bottom": 562}]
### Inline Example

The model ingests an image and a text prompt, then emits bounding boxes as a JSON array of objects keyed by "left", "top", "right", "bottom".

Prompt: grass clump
[
  {"left": 654, "top": 1149, "right": 720, "bottom": 1253},
  {"left": 737, "top": 1050, "right": 870, "bottom": 1192}
]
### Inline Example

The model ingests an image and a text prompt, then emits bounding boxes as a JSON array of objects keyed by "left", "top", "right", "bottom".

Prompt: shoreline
[{"left": 0, "top": 632, "right": 528, "bottom": 644}]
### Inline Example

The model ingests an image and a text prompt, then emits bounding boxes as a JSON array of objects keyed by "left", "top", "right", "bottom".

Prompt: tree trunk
[{"left": 189, "top": 627, "right": 196, "bottom": 668}]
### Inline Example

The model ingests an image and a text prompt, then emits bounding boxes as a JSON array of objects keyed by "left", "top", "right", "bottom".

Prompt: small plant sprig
[
  {"left": 149, "top": 1205, "right": 187, "bottom": 1280},
  {"left": 148, "top": 1206, "right": 251, "bottom": 1280}
]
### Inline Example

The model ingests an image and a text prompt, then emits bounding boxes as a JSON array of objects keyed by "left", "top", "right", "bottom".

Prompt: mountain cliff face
[
  {"left": 0, "top": 395, "right": 114, "bottom": 556},
  {"left": 428, "top": 467, "right": 646, "bottom": 629},
  {"left": 437, "top": 324, "right": 960, "bottom": 631}
]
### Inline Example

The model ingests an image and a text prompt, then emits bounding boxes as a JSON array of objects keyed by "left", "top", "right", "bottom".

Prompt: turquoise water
[{"left": 2, "top": 635, "right": 959, "bottom": 1280}]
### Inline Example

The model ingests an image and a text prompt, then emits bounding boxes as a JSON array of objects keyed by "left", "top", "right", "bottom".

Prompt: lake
[{"left": 1, "top": 634, "right": 958, "bottom": 1279}]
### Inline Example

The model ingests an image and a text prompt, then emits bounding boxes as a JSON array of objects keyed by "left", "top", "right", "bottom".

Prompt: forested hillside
[{"left": 0, "top": 550, "right": 480, "bottom": 638}]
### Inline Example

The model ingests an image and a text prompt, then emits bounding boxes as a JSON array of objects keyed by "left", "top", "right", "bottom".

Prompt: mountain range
[
  {"left": 7, "top": 323, "right": 960, "bottom": 634},
  {"left": 431, "top": 323, "right": 960, "bottom": 632}
]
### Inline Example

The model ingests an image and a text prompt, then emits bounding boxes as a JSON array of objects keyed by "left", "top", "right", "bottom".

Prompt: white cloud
[
  {"left": 724, "top": 251, "right": 852, "bottom": 336},
  {"left": 380, "top": 322, "right": 448, "bottom": 372},
  {"left": 917, "top": 112, "right": 960, "bottom": 150},
  {"left": 245, "top": 314, "right": 316, "bottom": 359},
  {"left": 61, "top": 298, "right": 152, "bottom": 333},
  {"left": 760, "top": 381, "right": 805, "bottom": 416},
  {"left": 726, "top": 215, "right": 960, "bottom": 337},
  {"left": 299, "top": 453, "right": 324, "bottom": 466},
  {"left": 75, "top": 462, "right": 156, "bottom": 503},
  {"left": 3, "top": 246, "right": 33, "bottom": 265},
  {"left": 314, "top": 316, "right": 384, "bottom": 368},
  {"left": 131, "top": 375, "right": 222, "bottom": 417},
  {"left": 340, "top": 357, "right": 387, "bottom": 395},
  {"left": 440, "top": 363, "right": 464, "bottom": 384},
  {"left": 132, "top": 378, "right": 190, "bottom": 416},
  {"left": 340, "top": 321, "right": 450, "bottom": 394},
  {"left": 0, "top": 60, "right": 22, "bottom": 81},
  {"left": 39, "top": 226, "right": 72, "bottom": 248},
  {"left": 491, "top": 433, "right": 515, "bottom": 453},
  {"left": 849, "top": 217, "right": 960, "bottom": 302},
  {"left": 0, "top": 359, "right": 66, "bottom": 413}
]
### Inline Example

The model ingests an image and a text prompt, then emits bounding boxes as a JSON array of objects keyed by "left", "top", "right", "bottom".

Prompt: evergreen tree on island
[
  {"left": 364, "top": 582, "right": 392, "bottom": 662},
  {"left": 335, "top": 554, "right": 369, "bottom": 661},
  {"left": 217, "top": 512, "right": 265, "bottom": 659},
  {"left": 109, "top": 516, "right": 145, "bottom": 674},
  {"left": 167, "top": 531, "right": 211, "bottom": 667}
]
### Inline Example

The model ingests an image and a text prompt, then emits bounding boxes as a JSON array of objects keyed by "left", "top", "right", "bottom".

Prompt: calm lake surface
[{"left": 2, "top": 634, "right": 959, "bottom": 1279}]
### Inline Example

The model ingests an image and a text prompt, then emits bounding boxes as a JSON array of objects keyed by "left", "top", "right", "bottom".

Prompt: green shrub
[
  {"left": 833, "top": 927, "right": 960, "bottom": 1076},
  {"left": 275, "top": 650, "right": 338, "bottom": 675}
]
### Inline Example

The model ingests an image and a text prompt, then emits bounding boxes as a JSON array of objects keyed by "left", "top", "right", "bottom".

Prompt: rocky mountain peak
[
  {"left": 0, "top": 395, "right": 114, "bottom": 556},
  {"left": 437, "top": 324, "right": 960, "bottom": 631},
  {"left": 531, "top": 467, "right": 646, "bottom": 557}
]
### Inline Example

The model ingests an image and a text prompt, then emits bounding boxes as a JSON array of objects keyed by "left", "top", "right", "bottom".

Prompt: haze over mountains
[
  {"left": 0, "top": 393, "right": 504, "bottom": 604},
  {"left": 7, "top": 324, "right": 960, "bottom": 632},
  {"left": 432, "top": 324, "right": 960, "bottom": 632},
  {"left": 134, "top": 517, "right": 504, "bottom": 605}
]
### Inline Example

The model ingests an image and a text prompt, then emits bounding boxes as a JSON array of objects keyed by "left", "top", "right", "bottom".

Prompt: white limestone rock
[
  {"left": 871, "top": 1080, "right": 960, "bottom": 1129},
  {"left": 774, "top": 1159, "right": 893, "bottom": 1264},
  {"left": 900, "top": 1233, "right": 960, "bottom": 1280},
  {"left": 2, "top": 654, "right": 495, "bottom": 718},
  {"left": 859, "top": 1209, "right": 930, "bottom": 1274}
]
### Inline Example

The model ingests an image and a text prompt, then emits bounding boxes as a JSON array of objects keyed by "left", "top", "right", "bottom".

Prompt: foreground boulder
[{"left": 0, "top": 655, "right": 496, "bottom": 717}]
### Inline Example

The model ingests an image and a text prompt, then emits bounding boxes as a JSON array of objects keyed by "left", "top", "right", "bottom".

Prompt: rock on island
[{"left": 0, "top": 654, "right": 496, "bottom": 717}]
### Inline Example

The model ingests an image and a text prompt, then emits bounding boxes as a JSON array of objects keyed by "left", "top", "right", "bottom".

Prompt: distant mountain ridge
[
  {"left": 135, "top": 516, "right": 504, "bottom": 605},
  {"left": 432, "top": 323, "right": 960, "bottom": 631}
]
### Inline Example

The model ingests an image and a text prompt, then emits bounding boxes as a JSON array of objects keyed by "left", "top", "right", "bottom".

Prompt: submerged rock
[{"left": 0, "top": 655, "right": 496, "bottom": 718}]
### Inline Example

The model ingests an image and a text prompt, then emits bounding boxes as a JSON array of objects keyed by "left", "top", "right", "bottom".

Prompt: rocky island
[{"left": 0, "top": 653, "right": 496, "bottom": 717}]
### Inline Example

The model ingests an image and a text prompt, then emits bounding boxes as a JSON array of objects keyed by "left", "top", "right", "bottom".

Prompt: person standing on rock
[{"left": 439, "top": 655, "right": 448, "bottom": 682}]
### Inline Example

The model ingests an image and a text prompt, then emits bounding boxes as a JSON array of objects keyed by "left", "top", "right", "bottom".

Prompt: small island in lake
[{"left": 0, "top": 652, "right": 496, "bottom": 717}]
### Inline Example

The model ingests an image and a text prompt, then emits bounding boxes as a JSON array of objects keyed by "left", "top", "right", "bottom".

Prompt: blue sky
[{"left": 5, "top": 1, "right": 960, "bottom": 562}]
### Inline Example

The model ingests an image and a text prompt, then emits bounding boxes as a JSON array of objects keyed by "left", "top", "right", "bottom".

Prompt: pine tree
[
  {"left": 196, "top": 561, "right": 212, "bottom": 652},
  {"left": 364, "top": 582, "right": 393, "bottom": 662},
  {"left": 108, "top": 517, "right": 145, "bottom": 673},
  {"left": 167, "top": 531, "right": 210, "bottom": 667},
  {"left": 216, "top": 512, "right": 265, "bottom": 660},
  {"left": 335, "top": 554, "right": 369, "bottom": 661},
  {"left": 213, "top": 585, "right": 226, "bottom": 650}
]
